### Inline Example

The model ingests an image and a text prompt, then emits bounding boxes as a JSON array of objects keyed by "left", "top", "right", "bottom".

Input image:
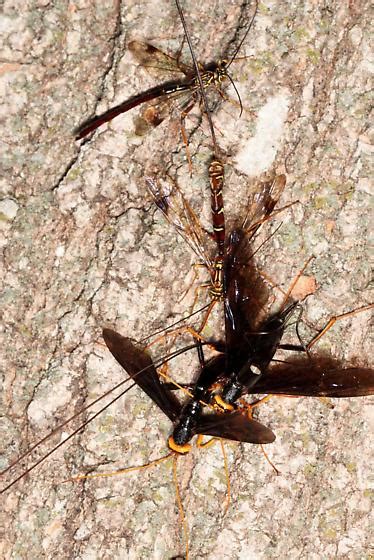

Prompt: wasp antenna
[{"left": 227, "top": 0, "right": 259, "bottom": 68}]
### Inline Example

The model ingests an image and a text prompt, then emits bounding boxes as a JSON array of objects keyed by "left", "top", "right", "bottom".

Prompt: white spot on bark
[{"left": 235, "top": 91, "right": 290, "bottom": 176}]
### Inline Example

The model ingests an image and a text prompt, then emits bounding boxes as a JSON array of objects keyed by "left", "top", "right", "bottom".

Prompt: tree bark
[{"left": 1, "top": 1, "right": 372, "bottom": 558}]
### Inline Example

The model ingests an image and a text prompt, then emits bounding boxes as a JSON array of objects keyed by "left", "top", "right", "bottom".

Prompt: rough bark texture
[{"left": 1, "top": 1, "right": 373, "bottom": 559}]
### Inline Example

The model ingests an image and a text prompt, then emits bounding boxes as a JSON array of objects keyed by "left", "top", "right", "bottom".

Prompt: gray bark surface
[{"left": 1, "top": 1, "right": 372, "bottom": 559}]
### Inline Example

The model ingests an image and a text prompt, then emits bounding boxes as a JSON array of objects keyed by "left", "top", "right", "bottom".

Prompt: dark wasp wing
[
  {"left": 196, "top": 411, "right": 275, "bottom": 444},
  {"left": 253, "top": 356, "right": 374, "bottom": 397},
  {"left": 146, "top": 176, "right": 214, "bottom": 271},
  {"left": 223, "top": 228, "right": 269, "bottom": 350},
  {"left": 241, "top": 174, "right": 287, "bottom": 236},
  {"left": 102, "top": 329, "right": 182, "bottom": 421},
  {"left": 224, "top": 174, "right": 287, "bottom": 346},
  {"left": 128, "top": 40, "right": 193, "bottom": 78}
]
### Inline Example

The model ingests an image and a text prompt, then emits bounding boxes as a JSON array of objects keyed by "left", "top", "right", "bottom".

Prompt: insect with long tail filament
[{"left": 74, "top": 2, "right": 259, "bottom": 141}]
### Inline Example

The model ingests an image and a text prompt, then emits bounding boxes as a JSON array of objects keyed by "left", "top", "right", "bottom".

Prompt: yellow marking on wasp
[{"left": 214, "top": 395, "right": 235, "bottom": 412}]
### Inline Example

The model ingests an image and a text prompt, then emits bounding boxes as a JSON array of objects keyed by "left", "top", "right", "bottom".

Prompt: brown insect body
[{"left": 75, "top": 41, "right": 230, "bottom": 140}]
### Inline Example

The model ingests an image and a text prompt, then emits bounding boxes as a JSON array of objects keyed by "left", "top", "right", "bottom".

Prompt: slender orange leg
[
  {"left": 174, "top": 36, "right": 186, "bottom": 67},
  {"left": 238, "top": 393, "right": 301, "bottom": 419},
  {"left": 215, "top": 87, "right": 256, "bottom": 118},
  {"left": 243, "top": 393, "right": 303, "bottom": 414},
  {"left": 64, "top": 453, "right": 174, "bottom": 483},
  {"left": 197, "top": 299, "right": 219, "bottom": 334},
  {"left": 201, "top": 109, "right": 225, "bottom": 140},
  {"left": 196, "top": 436, "right": 231, "bottom": 515},
  {"left": 220, "top": 439, "right": 231, "bottom": 515},
  {"left": 279, "top": 255, "right": 315, "bottom": 311},
  {"left": 190, "top": 277, "right": 211, "bottom": 311},
  {"left": 306, "top": 303, "right": 374, "bottom": 350},
  {"left": 259, "top": 444, "right": 280, "bottom": 475},
  {"left": 66, "top": 453, "right": 189, "bottom": 559},
  {"left": 144, "top": 325, "right": 208, "bottom": 351},
  {"left": 256, "top": 268, "right": 287, "bottom": 298},
  {"left": 180, "top": 99, "right": 197, "bottom": 176},
  {"left": 172, "top": 455, "right": 190, "bottom": 560},
  {"left": 196, "top": 434, "right": 217, "bottom": 449},
  {"left": 144, "top": 299, "right": 219, "bottom": 351},
  {"left": 178, "top": 263, "right": 206, "bottom": 305},
  {"left": 182, "top": 280, "right": 216, "bottom": 334},
  {"left": 156, "top": 363, "right": 196, "bottom": 400},
  {"left": 157, "top": 368, "right": 214, "bottom": 410},
  {"left": 244, "top": 202, "right": 298, "bottom": 236},
  {"left": 242, "top": 394, "right": 273, "bottom": 414}
]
